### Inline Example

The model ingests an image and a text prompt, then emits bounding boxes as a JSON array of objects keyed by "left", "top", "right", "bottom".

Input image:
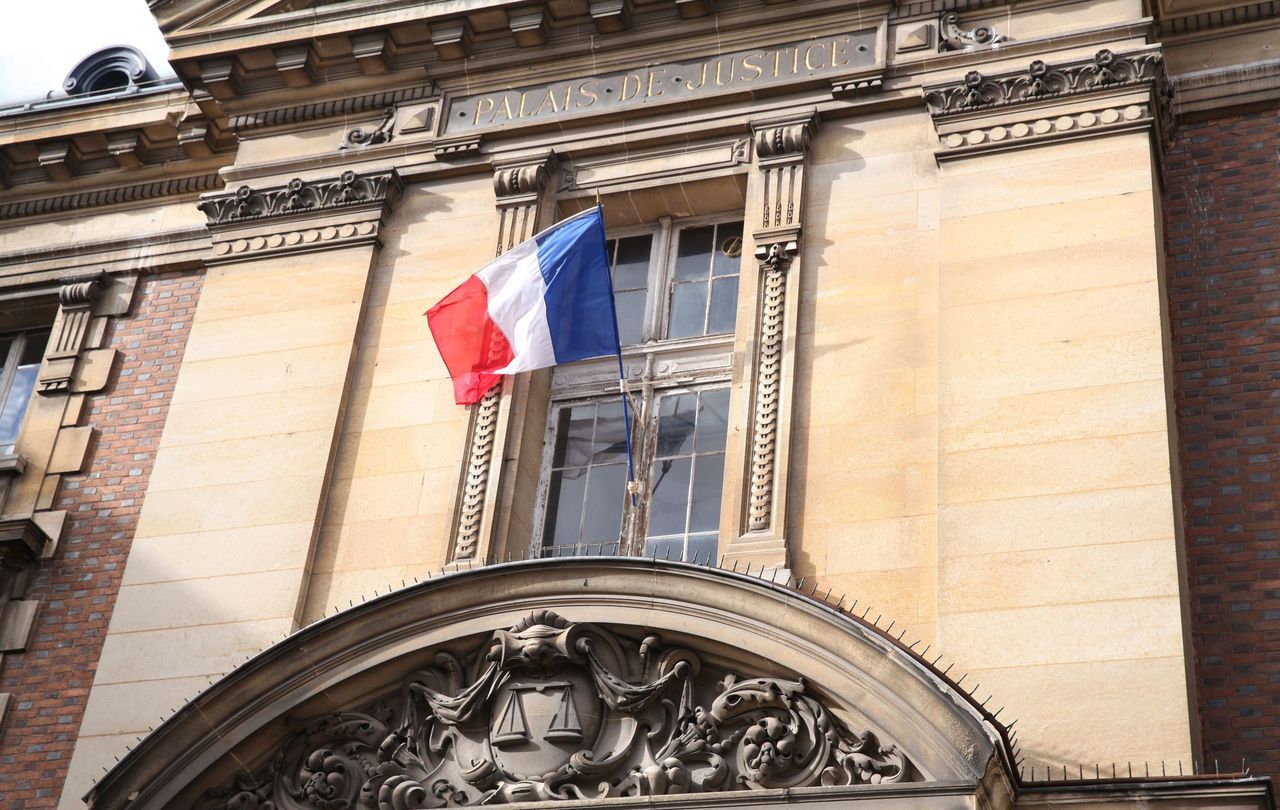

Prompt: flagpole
[{"left": 595, "top": 202, "right": 639, "bottom": 510}]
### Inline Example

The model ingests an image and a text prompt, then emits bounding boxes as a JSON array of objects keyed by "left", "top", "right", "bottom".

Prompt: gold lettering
[
  {"left": 647, "top": 67, "right": 666, "bottom": 97},
  {"left": 534, "top": 88, "right": 560, "bottom": 115},
  {"left": 474, "top": 96, "right": 495, "bottom": 123},
  {"left": 803, "top": 42, "right": 827, "bottom": 70},
  {"left": 578, "top": 79, "right": 599, "bottom": 107},
  {"left": 772, "top": 48, "right": 785, "bottom": 77},
  {"left": 684, "top": 62, "right": 708, "bottom": 91},
  {"left": 518, "top": 91, "right": 532, "bottom": 118},
  {"left": 494, "top": 96, "right": 515, "bottom": 123},
  {"left": 714, "top": 57, "right": 735, "bottom": 86},
  {"left": 565, "top": 83, "right": 575, "bottom": 110},
  {"left": 792, "top": 46, "right": 800, "bottom": 74},
  {"left": 831, "top": 37, "right": 851, "bottom": 68},
  {"left": 621, "top": 73, "right": 643, "bottom": 101},
  {"left": 741, "top": 53, "right": 764, "bottom": 80}
]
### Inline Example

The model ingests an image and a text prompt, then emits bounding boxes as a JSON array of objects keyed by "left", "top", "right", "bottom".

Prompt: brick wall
[
  {"left": 0, "top": 270, "right": 203, "bottom": 808},
  {"left": 1163, "top": 107, "right": 1280, "bottom": 779}
]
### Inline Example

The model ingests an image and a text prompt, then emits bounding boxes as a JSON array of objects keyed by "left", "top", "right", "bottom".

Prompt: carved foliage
[
  {"left": 198, "top": 611, "right": 911, "bottom": 809},
  {"left": 197, "top": 171, "right": 396, "bottom": 225},
  {"left": 923, "top": 49, "right": 1165, "bottom": 116},
  {"left": 747, "top": 240, "right": 796, "bottom": 532}
]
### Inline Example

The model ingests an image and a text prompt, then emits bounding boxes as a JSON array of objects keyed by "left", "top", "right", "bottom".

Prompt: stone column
[
  {"left": 724, "top": 111, "right": 818, "bottom": 576},
  {"left": 447, "top": 152, "right": 557, "bottom": 566}
]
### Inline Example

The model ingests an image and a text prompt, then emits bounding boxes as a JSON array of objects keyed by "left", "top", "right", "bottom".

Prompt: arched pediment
[{"left": 86, "top": 560, "right": 1012, "bottom": 809}]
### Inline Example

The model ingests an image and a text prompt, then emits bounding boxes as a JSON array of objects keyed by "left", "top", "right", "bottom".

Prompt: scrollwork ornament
[
  {"left": 199, "top": 611, "right": 912, "bottom": 809},
  {"left": 342, "top": 108, "right": 396, "bottom": 149},
  {"left": 197, "top": 171, "right": 396, "bottom": 225},
  {"left": 938, "top": 12, "right": 1008, "bottom": 51}
]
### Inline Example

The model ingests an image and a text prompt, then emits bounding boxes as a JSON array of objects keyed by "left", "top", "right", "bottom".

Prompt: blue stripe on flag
[{"left": 535, "top": 208, "right": 619, "bottom": 364}]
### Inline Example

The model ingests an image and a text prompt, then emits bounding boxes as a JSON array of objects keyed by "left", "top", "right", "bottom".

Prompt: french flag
[{"left": 426, "top": 207, "right": 620, "bottom": 404}]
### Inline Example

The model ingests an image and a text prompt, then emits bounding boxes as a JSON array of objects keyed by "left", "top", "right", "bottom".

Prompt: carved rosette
[
  {"left": 197, "top": 610, "right": 912, "bottom": 809},
  {"left": 923, "top": 48, "right": 1166, "bottom": 116},
  {"left": 449, "top": 153, "right": 557, "bottom": 564},
  {"left": 197, "top": 170, "right": 397, "bottom": 225}
]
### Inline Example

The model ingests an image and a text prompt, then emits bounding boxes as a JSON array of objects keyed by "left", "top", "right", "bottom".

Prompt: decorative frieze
[
  {"left": 936, "top": 102, "right": 1154, "bottom": 158},
  {"left": 226, "top": 85, "right": 433, "bottom": 132},
  {"left": 196, "top": 170, "right": 397, "bottom": 225},
  {"left": 196, "top": 610, "right": 912, "bottom": 809},
  {"left": 923, "top": 49, "right": 1165, "bottom": 116}
]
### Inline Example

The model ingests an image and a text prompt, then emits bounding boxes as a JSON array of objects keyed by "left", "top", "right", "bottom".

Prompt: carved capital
[
  {"left": 197, "top": 170, "right": 401, "bottom": 226},
  {"left": 39, "top": 275, "right": 107, "bottom": 395},
  {"left": 197, "top": 610, "right": 912, "bottom": 808},
  {"left": 923, "top": 48, "right": 1166, "bottom": 117},
  {"left": 493, "top": 152, "right": 559, "bottom": 201},
  {"left": 752, "top": 117, "right": 817, "bottom": 161}
]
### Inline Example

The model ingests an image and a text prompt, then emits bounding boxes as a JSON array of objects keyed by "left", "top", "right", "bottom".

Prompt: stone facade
[{"left": 0, "top": 0, "right": 1274, "bottom": 808}]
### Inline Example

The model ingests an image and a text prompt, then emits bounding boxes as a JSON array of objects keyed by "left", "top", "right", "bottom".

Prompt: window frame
[
  {"left": 531, "top": 210, "right": 745, "bottom": 559},
  {"left": 0, "top": 327, "right": 52, "bottom": 456}
]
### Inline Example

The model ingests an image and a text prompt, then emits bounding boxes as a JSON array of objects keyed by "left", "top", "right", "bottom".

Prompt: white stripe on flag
[{"left": 476, "top": 238, "right": 557, "bottom": 374}]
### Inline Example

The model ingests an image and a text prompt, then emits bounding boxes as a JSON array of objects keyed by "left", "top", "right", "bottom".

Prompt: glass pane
[
  {"left": 674, "top": 226, "right": 714, "bottom": 282},
  {"left": 657, "top": 394, "right": 697, "bottom": 457},
  {"left": 613, "top": 235, "right": 652, "bottom": 291},
  {"left": 667, "top": 281, "right": 708, "bottom": 340},
  {"left": 645, "top": 536, "right": 684, "bottom": 560},
  {"left": 707, "top": 276, "right": 738, "bottom": 335},
  {"left": 593, "top": 400, "right": 629, "bottom": 463},
  {"left": 712, "top": 222, "right": 744, "bottom": 277},
  {"left": 648, "top": 456, "right": 692, "bottom": 537},
  {"left": 615, "top": 289, "right": 646, "bottom": 347},
  {"left": 687, "top": 533, "right": 718, "bottom": 563},
  {"left": 545, "top": 469, "right": 587, "bottom": 548},
  {"left": 689, "top": 453, "right": 724, "bottom": 532},
  {"left": 18, "top": 330, "right": 49, "bottom": 365},
  {"left": 582, "top": 462, "right": 626, "bottom": 542},
  {"left": 552, "top": 406, "right": 594, "bottom": 467},
  {"left": 695, "top": 389, "right": 729, "bottom": 454}
]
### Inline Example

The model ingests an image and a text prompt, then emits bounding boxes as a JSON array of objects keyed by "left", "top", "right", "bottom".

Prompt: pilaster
[
  {"left": 723, "top": 110, "right": 818, "bottom": 576},
  {"left": 447, "top": 153, "right": 558, "bottom": 567}
]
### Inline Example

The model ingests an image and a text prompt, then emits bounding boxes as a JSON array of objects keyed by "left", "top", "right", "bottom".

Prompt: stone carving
[
  {"left": 493, "top": 161, "right": 551, "bottom": 199},
  {"left": 747, "top": 240, "right": 796, "bottom": 533},
  {"left": 923, "top": 49, "right": 1165, "bottom": 116},
  {"left": 210, "top": 221, "right": 380, "bottom": 258},
  {"left": 228, "top": 86, "right": 433, "bottom": 132},
  {"left": 197, "top": 170, "right": 396, "bottom": 225},
  {"left": 937, "top": 103, "right": 1152, "bottom": 156},
  {"left": 452, "top": 386, "right": 501, "bottom": 561},
  {"left": 342, "top": 108, "right": 396, "bottom": 148},
  {"left": 197, "top": 610, "right": 910, "bottom": 809},
  {"left": 938, "top": 12, "right": 1007, "bottom": 51},
  {"left": 753, "top": 122, "right": 814, "bottom": 161}
]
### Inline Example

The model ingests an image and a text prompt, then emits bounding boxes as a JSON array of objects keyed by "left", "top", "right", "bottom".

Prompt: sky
[{"left": 0, "top": 0, "right": 175, "bottom": 104}]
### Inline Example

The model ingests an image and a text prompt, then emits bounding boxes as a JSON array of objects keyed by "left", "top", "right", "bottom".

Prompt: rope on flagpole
[{"left": 596, "top": 198, "right": 640, "bottom": 509}]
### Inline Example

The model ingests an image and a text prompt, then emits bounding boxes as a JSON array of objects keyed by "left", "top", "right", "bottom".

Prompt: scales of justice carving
[{"left": 201, "top": 610, "right": 911, "bottom": 809}]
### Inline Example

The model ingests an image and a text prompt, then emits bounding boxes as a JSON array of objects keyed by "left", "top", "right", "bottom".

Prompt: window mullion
[
  {"left": 646, "top": 217, "right": 674, "bottom": 342},
  {"left": 0, "top": 336, "right": 23, "bottom": 407}
]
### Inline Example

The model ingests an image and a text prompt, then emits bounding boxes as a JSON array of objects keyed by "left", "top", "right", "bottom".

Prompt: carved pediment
[{"left": 198, "top": 609, "right": 911, "bottom": 809}]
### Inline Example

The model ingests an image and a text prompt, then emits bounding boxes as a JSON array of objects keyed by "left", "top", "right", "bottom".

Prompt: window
[
  {"left": 0, "top": 329, "right": 51, "bottom": 455},
  {"left": 536, "top": 215, "right": 742, "bottom": 561}
]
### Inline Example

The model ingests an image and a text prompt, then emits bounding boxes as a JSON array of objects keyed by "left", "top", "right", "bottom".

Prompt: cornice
[
  {"left": 0, "top": 173, "right": 223, "bottom": 222},
  {"left": 1157, "top": 0, "right": 1279, "bottom": 34},
  {"left": 196, "top": 169, "right": 400, "bottom": 226},
  {"left": 934, "top": 99, "right": 1158, "bottom": 159},
  {"left": 923, "top": 47, "right": 1167, "bottom": 117},
  {"left": 226, "top": 83, "right": 434, "bottom": 133}
]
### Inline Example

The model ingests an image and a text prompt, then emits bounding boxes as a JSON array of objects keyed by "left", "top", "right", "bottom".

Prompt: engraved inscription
[{"left": 445, "top": 30, "right": 878, "bottom": 133}]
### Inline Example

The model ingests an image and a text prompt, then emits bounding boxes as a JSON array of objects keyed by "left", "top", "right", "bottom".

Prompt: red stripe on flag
[{"left": 425, "top": 275, "right": 515, "bottom": 405}]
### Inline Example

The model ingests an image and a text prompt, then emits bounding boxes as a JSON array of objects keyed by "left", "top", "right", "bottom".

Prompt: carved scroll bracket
[
  {"left": 726, "top": 112, "right": 819, "bottom": 575},
  {"left": 448, "top": 152, "right": 559, "bottom": 568}
]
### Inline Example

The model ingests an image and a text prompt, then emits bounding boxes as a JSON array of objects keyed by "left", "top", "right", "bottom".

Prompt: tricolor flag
[{"left": 427, "top": 207, "right": 620, "bottom": 405}]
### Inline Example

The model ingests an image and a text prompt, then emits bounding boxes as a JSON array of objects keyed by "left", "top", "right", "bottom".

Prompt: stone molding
[
  {"left": 38, "top": 276, "right": 106, "bottom": 395},
  {"left": 448, "top": 152, "right": 558, "bottom": 566},
  {"left": 922, "top": 48, "right": 1166, "bottom": 117},
  {"left": 0, "top": 173, "right": 222, "bottom": 222},
  {"left": 1157, "top": 0, "right": 1279, "bottom": 36},
  {"left": 196, "top": 170, "right": 400, "bottom": 226},
  {"left": 934, "top": 101, "right": 1155, "bottom": 159},
  {"left": 195, "top": 608, "right": 912, "bottom": 808},
  {"left": 226, "top": 84, "right": 434, "bottom": 132},
  {"left": 890, "top": 0, "right": 1007, "bottom": 19}
]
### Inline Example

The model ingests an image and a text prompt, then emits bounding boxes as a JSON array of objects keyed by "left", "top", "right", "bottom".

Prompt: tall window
[
  {"left": 536, "top": 215, "right": 742, "bottom": 561},
  {"left": 0, "top": 329, "right": 50, "bottom": 455}
]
